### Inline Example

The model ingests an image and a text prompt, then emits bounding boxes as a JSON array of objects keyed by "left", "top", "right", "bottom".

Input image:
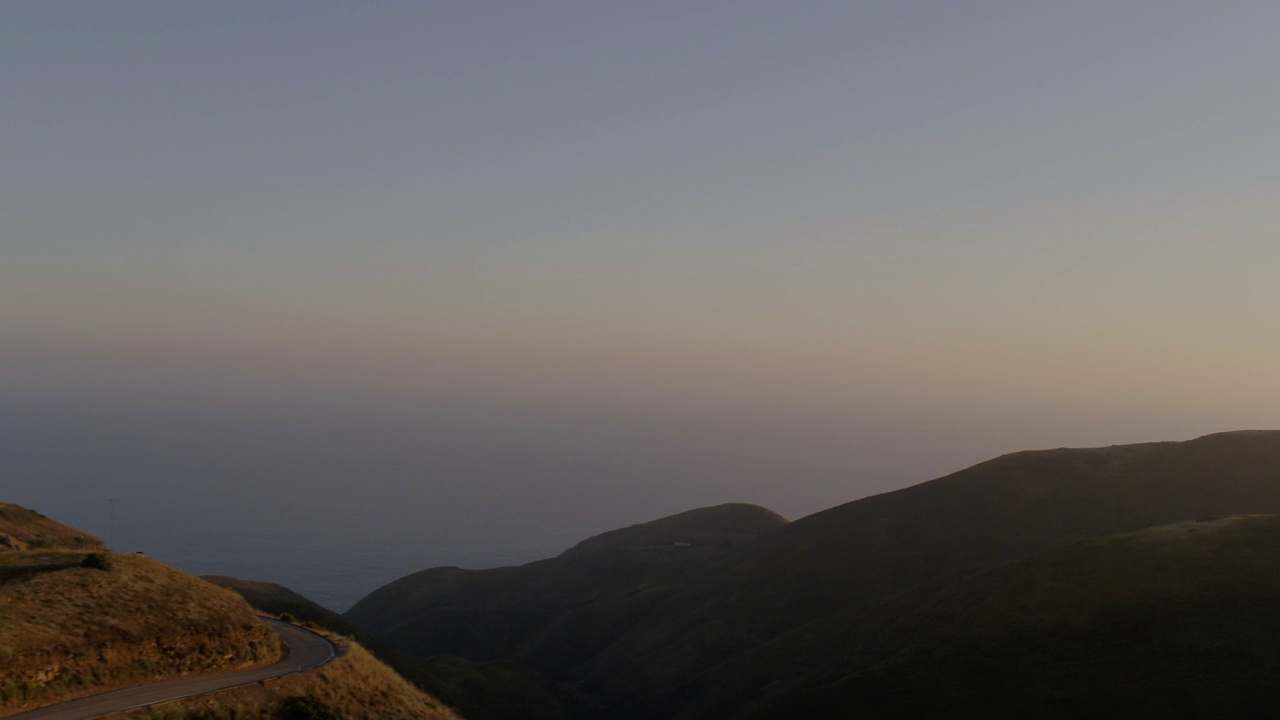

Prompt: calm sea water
[{"left": 111, "top": 522, "right": 583, "bottom": 613}]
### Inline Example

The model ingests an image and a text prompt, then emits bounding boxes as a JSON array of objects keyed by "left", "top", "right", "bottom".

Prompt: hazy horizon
[{"left": 5, "top": 3, "right": 1279, "bottom": 599}]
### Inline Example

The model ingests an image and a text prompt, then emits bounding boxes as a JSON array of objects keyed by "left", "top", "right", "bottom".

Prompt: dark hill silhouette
[
  {"left": 346, "top": 431, "right": 1280, "bottom": 719},
  {"left": 346, "top": 502, "right": 786, "bottom": 675},
  {"left": 746, "top": 515, "right": 1280, "bottom": 719},
  {"left": 708, "top": 429, "right": 1280, "bottom": 624},
  {"left": 207, "top": 575, "right": 599, "bottom": 720},
  {"left": 559, "top": 503, "right": 787, "bottom": 558}
]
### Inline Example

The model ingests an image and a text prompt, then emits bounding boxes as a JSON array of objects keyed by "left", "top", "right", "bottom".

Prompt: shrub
[
  {"left": 279, "top": 612, "right": 296, "bottom": 623},
  {"left": 277, "top": 695, "right": 339, "bottom": 720},
  {"left": 82, "top": 553, "right": 113, "bottom": 571}
]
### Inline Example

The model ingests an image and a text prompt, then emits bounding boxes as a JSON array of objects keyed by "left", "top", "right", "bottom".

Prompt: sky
[{"left": 3, "top": 2, "right": 1279, "bottom": 603}]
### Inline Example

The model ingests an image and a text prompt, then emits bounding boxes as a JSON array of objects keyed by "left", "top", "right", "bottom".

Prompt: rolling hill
[
  {"left": 0, "top": 503, "right": 104, "bottom": 553},
  {"left": 745, "top": 514, "right": 1280, "bottom": 719},
  {"left": 204, "top": 575, "right": 592, "bottom": 720},
  {"left": 346, "top": 503, "right": 787, "bottom": 671},
  {"left": 346, "top": 430, "right": 1280, "bottom": 719},
  {"left": 0, "top": 504, "right": 459, "bottom": 720},
  {"left": 0, "top": 506, "right": 278, "bottom": 715}
]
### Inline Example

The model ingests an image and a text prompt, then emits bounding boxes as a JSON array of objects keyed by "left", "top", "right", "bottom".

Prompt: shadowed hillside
[
  {"left": 205, "top": 575, "right": 356, "bottom": 633},
  {"left": 209, "top": 575, "right": 598, "bottom": 720},
  {"left": 746, "top": 515, "right": 1280, "bottom": 719},
  {"left": 346, "top": 503, "right": 786, "bottom": 668},
  {"left": 346, "top": 431, "right": 1280, "bottom": 719},
  {"left": 559, "top": 503, "right": 787, "bottom": 558}
]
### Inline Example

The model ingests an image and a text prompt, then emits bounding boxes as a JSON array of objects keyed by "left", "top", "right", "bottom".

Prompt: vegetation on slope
[
  {"left": 558, "top": 503, "right": 787, "bottom": 558},
  {"left": 345, "top": 503, "right": 788, "bottom": 678},
  {"left": 207, "top": 576, "right": 602, "bottom": 720},
  {"left": 0, "top": 502, "right": 104, "bottom": 552},
  {"left": 104, "top": 635, "right": 463, "bottom": 720},
  {"left": 560, "top": 430, "right": 1280, "bottom": 717},
  {"left": 748, "top": 515, "right": 1280, "bottom": 719},
  {"left": 2, "top": 507, "right": 464, "bottom": 720},
  {"left": 203, "top": 577, "right": 358, "bottom": 636},
  {"left": 0, "top": 551, "right": 279, "bottom": 715},
  {"left": 344, "top": 431, "right": 1280, "bottom": 719}
]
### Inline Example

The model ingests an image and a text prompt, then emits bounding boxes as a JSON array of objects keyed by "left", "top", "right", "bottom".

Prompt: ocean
[{"left": 110, "top": 521, "right": 584, "bottom": 613}]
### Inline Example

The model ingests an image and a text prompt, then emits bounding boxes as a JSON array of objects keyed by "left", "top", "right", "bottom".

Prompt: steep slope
[
  {"left": 0, "top": 503, "right": 104, "bottom": 552},
  {"left": 575, "top": 430, "right": 1280, "bottom": 716},
  {"left": 0, "top": 551, "right": 278, "bottom": 714},
  {"left": 345, "top": 503, "right": 787, "bottom": 709},
  {"left": 347, "top": 431, "right": 1280, "bottom": 719},
  {"left": 559, "top": 503, "right": 787, "bottom": 558},
  {"left": 737, "top": 429, "right": 1280, "bottom": 619},
  {"left": 1, "top": 507, "right": 460, "bottom": 720},
  {"left": 746, "top": 515, "right": 1280, "bottom": 719},
  {"left": 209, "top": 575, "right": 595, "bottom": 720},
  {"left": 347, "top": 503, "right": 786, "bottom": 660},
  {"left": 204, "top": 575, "right": 357, "bottom": 634},
  {"left": 103, "top": 639, "right": 464, "bottom": 720}
]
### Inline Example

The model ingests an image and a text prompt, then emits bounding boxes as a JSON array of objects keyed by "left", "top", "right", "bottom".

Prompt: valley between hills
[{"left": 7, "top": 429, "right": 1280, "bottom": 719}]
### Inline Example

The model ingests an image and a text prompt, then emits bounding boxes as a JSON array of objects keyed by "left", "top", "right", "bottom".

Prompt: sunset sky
[{"left": 4, "top": 2, "right": 1279, "bottom": 581}]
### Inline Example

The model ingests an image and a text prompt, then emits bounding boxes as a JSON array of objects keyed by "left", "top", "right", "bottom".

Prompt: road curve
[{"left": 3, "top": 619, "right": 336, "bottom": 720}]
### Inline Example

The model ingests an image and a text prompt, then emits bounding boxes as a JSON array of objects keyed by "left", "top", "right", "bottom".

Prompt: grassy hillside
[
  {"left": 1, "top": 506, "right": 462, "bottom": 720},
  {"left": 733, "top": 429, "right": 1280, "bottom": 621},
  {"left": 747, "top": 515, "right": 1280, "bottom": 719},
  {"left": 0, "top": 551, "right": 279, "bottom": 715},
  {"left": 344, "top": 431, "right": 1280, "bottom": 719},
  {"left": 570, "top": 430, "right": 1280, "bottom": 716},
  {"left": 103, "top": 635, "right": 463, "bottom": 720},
  {"left": 208, "top": 575, "right": 595, "bottom": 720},
  {"left": 346, "top": 503, "right": 786, "bottom": 672},
  {"left": 203, "top": 576, "right": 360, "bottom": 636},
  {"left": 0, "top": 502, "right": 104, "bottom": 552},
  {"left": 558, "top": 503, "right": 787, "bottom": 558}
]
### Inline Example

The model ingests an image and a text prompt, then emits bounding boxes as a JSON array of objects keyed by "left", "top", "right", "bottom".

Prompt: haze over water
[{"left": 5, "top": 3, "right": 1279, "bottom": 605}]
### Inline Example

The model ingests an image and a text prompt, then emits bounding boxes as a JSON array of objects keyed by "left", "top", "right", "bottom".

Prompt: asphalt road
[{"left": 3, "top": 619, "right": 336, "bottom": 720}]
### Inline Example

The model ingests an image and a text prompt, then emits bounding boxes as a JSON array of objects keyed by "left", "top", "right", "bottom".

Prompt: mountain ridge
[
  {"left": 744, "top": 513, "right": 1280, "bottom": 719},
  {"left": 346, "top": 430, "right": 1280, "bottom": 719},
  {"left": 558, "top": 503, "right": 787, "bottom": 558}
]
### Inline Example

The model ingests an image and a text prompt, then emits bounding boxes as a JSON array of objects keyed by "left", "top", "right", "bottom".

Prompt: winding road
[{"left": 3, "top": 619, "right": 336, "bottom": 720}]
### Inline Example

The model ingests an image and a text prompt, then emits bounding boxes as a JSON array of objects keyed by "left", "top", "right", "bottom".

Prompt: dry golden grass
[
  {"left": 0, "top": 551, "right": 279, "bottom": 714},
  {"left": 0, "top": 503, "right": 104, "bottom": 552},
  {"left": 1, "top": 504, "right": 461, "bottom": 719},
  {"left": 104, "top": 634, "right": 464, "bottom": 720}
]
